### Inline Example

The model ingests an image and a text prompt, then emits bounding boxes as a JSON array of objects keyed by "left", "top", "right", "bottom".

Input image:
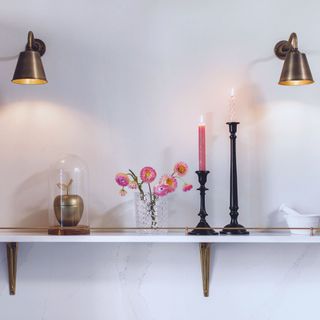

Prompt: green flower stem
[
  {"left": 177, "top": 176, "right": 186, "bottom": 184},
  {"left": 128, "top": 169, "right": 145, "bottom": 198},
  {"left": 148, "top": 182, "right": 157, "bottom": 228}
]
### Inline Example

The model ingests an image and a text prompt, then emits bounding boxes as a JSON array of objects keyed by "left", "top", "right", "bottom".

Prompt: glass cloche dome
[{"left": 48, "top": 154, "right": 90, "bottom": 235}]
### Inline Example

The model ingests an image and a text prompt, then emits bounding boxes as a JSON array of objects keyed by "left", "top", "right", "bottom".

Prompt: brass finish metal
[
  {"left": 274, "top": 40, "right": 291, "bottom": 60},
  {"left": 279, "top": 51, "right": 314, "bottom": 86},
  {"left": 12, "top": 31, "right": 47, "bottom": 85},
  {"left": 275, "top": 33, "right": 298, "bottom": 60},
  {"left": 26, "top": 32, "right": 46, "bottom": 56},
  {"left": 54, "top": 194, "right": 84, "bottom": 227},
  {"left": 200, "top": 243, "right": 210, "bottom": 297},
  {"left": 48, "top": 225, "right": 90, "bottom": 235},
  {"left": 6, "top": 242, "right": 17, "bottom": 295},
  {"left": 274, "top": 32, "right": 314, "bottom": 86}
]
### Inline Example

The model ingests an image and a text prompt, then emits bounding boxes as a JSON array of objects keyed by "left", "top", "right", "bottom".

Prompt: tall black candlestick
[
  {"left": 220, "top": 122, "right": 249, "bottom": 235},
  {"left": 189, "top": 171, "right": 218, "bottom": 235}
]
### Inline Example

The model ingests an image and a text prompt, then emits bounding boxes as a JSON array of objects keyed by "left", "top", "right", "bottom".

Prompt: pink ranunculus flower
[
  {"left": 128, "top": 180, "right": 138, "bottom": 189},
  {"left": 119, "top": 188, "right": 127, "bottom": 196},
  {"left": 160, "top": 175, "right": 177, "bottom": 192},
  {"left": 115, "top": 173, "right": 130, "bottom": 187},
  {"left": 140, "top": 166, "right": 157, "bottom": 183},
  {"left": 154, "top": 184, "right": 170, "bottom": 197},
  {"left": 182, "top": 183, "right": 193, "bottom": 192},
  {"left": 174, "top": 162, "right": 189, "bottom": 177}
]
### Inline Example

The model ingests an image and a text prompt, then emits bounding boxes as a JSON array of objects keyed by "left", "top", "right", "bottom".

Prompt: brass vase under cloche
[{"left": 48, "top": 154, "right": 90, "bottom": 235}]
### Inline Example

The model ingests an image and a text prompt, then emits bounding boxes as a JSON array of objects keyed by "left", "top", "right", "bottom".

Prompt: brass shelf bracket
[
  {"left": 7, "top": 242, "right": 18, "bottom": 295},
  {"left": 199, "top": 243, "right": 210, "bottom": 297}
]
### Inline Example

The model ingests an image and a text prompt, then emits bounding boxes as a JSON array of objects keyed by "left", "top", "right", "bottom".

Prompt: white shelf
[
  {"left": 0, "top": 231, "right": 319, "bottom": 243},
  {"left": 2, "top": 231, "right": 320, "bottom": 296}
]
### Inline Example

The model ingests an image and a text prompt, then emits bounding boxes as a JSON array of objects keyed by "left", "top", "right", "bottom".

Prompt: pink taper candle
[{"left": 198, "top": 114, "right": 206, "bottom": 171}]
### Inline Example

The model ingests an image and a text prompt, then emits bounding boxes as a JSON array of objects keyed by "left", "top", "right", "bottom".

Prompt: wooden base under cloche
[{"left": 48, "top": 225, "right": 90, "bottom": 235}]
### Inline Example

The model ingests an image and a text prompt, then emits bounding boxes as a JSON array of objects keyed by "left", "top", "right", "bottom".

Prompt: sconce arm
[
  {"left": 274, "top": 32, "right": 298, "bottom": 60},
  {"left": 288, "top": 32, "right": 298, "bottom": 50},
  {"left": 25, "top": 31, "right": 46, "bottom": 56}
]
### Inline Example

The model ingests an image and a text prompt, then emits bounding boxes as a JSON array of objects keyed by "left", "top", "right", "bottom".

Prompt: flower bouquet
[{"left": 115, "top": 162, "right": 193, "bottom": 230}]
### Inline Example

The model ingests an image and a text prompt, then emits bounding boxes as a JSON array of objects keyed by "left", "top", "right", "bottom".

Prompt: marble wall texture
[{"left": 0, "top": 0, "right": 320, "bottom": 319}]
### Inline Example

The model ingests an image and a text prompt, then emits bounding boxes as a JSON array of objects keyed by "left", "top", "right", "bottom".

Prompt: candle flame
[
  {"left": 199, "top": 114, "right": 204, "bottom": 124},
  {"left": 230, "top": 87, "right": 235, "bottom": 97}
]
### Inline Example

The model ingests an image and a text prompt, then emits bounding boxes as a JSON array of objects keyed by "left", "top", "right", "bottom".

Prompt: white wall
[{"left": 0, "top": 0, "right": 320, "bottom": 319}]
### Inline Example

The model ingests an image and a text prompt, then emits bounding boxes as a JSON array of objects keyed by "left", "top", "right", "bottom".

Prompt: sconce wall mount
[{"left": 274, "top": 32, "right": 314, "bottom": 86}]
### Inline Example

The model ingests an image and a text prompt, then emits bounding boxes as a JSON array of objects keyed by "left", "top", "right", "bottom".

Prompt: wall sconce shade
[
  {"left": 279, "top": 51, "right": 313, "bottom": 86},
  {"left": 12, "top": 31, "right": 47, "bottom": 85},
  {"left": 274, "top": 33, "right": 314, "bottom": 86}
]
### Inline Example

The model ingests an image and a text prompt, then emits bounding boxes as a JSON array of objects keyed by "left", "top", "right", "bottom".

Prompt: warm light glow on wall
[{"left": 0, "top": 102, "right": 105, "bottom": 154}]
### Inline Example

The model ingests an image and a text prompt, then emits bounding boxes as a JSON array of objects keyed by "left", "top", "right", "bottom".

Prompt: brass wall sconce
[
  {"left": 12, "top": 31, "right": 47, "bottom": 84},
  {"left": 274, "top": 32, "right": 314, "bottom": 86}
]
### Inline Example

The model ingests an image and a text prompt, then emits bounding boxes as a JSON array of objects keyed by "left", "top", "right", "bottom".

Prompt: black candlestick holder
[
  {"left": 220, "top": 122, "right": 249, "bottom": 235},
  {"left": 189, "top": 171, "right": 218, "bottom": 235}
]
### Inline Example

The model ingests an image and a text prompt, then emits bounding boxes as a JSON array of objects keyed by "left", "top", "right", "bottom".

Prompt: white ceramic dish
[{"left": 284, "top": 214, "right": 320, "bottom": 235}]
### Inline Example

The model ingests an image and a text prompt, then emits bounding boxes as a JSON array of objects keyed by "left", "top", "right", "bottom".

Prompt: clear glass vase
[{"left": 135, "top": 192, "right": 168, "bottom": 232}]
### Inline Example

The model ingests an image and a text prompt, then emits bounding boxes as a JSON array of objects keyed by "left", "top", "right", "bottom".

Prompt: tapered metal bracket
[
  {"left": 7, "top": 242, "right": 17, "bottom": 295},
  {"left": 199, "top": 243, "right": 210, "bottom": 297}
]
